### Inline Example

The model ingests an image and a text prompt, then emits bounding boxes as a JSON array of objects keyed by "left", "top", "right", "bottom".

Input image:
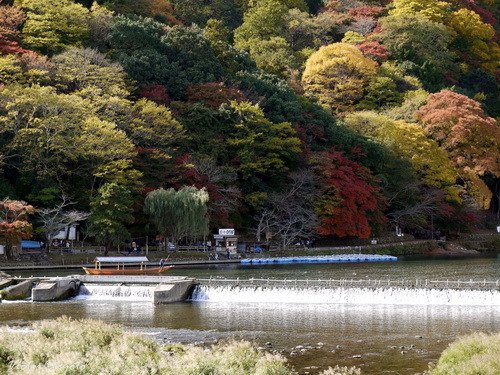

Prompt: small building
[{"left": 213, "top": 228, "right": 238, "bottom": 256}]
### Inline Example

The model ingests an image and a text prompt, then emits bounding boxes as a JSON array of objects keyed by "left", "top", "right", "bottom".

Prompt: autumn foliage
[
  {"left": 356, "top": 41, "right": 389, "bottom": 62},
  {"left": 187, "top": 82, "right": 246, "bottom": 109},
  {"left": 0, "top": 199, "right": 34, "bottom": 259},
  {"left": 139, "top": 84, "right": 171, "bottom": 105},
  {"left": 0, "top": 5, "right": 29, "bottom": 55},
  {"left": 416, "top": 90, "right": 500, "bottom": 177},
  {"left": 0, "top": 0, "right": 498, "bottom": 245},
  {"left": 311, "top": 149, "right": 387, "bottom": 238},
  {"left": 416, "top": 90, "right": 500, "bottom": 207}
]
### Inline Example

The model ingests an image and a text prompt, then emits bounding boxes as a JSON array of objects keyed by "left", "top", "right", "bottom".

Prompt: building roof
[{"left": 94, "top": 257, "right": 149, "bottom": 263}]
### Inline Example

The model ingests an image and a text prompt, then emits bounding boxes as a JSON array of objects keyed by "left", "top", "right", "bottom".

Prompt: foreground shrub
[
  {"left": 429, "top": 332, "right": 500, "bottom": 375},
  {"left": 0, "top": 317, "right": 292, "bottom": 375},
  {"left": 322, "top": 366, "right": 362, "bottom": 375}
]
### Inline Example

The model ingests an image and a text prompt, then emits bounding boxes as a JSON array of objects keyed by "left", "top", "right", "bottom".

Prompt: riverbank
[{"left": 0, "top": 236, "right": 498, "bottom": 271}]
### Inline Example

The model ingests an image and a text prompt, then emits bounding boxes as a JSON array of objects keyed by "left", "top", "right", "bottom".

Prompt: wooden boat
[{"left": 82, "top": 256, "right": 174, "bottom": 276}]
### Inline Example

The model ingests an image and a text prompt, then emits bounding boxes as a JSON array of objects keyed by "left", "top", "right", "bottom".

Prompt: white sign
[
  {"left": 213, "top": 234, "right": 224, "bottom": 240},
  {"left": 218, "top": 228, "right": 235, "bottom": 236},
  {"left": 53, "top": 225, "right": 77, "bottom": 240},
  {"left": 0, "top": 245, "right": 4, "bottom": 255}
]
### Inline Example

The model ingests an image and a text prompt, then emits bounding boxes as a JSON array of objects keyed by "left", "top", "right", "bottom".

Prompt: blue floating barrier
[{"left": 239, "top": 254, "right": 398, "bottom": 266}]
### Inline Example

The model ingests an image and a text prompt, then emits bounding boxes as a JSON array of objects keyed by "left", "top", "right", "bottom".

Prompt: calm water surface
[{"left": 1, "top": 257, "right": 499, "bottom": 374}]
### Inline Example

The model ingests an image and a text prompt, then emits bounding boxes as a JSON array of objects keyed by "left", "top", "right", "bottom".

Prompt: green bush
[
  {"left": 429, "top": 332, "right": 500, "bottom": 375},
  {"left": 372, "top": 241, "right": 436, "bottom": 256}
]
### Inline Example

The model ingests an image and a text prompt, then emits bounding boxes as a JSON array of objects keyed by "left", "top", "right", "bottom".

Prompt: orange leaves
[
  {"left": 416, "top": 90, "right": 500, "bottom": 208},
  {"left": 0, "top": 198, "right": 34, "bottom": 243},
  {"left": 416, "top": 90, "right": 500, "bottom": 177}
]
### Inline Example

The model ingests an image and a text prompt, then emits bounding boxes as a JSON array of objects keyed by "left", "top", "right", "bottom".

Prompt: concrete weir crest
[{"left": 75, "top": 275, "right": 196, "bottom": 304}]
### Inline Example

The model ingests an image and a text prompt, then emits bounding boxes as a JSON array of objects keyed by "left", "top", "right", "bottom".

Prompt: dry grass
[
  {"left": 0, "top": 318, "right": 363, "bottom": 374},
  {"left": 429, "top": 332, "right": 500, "bottom": 375},
  {"left": 0, "top": 317, "right": 364, "bottom": 375}
]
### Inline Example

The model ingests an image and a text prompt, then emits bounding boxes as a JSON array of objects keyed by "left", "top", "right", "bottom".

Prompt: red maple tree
[
  {"left": 186, "top": 82, "right": 246, "bottom": 109},
  {"left": 0, "top": 199, "right": 35, "bottom": 260},
  {"left": 139, "top": 84, "right": 171, "bottom": 105},
  {"left": 310, "top": 149, "right": 387, "bottom": 238}
]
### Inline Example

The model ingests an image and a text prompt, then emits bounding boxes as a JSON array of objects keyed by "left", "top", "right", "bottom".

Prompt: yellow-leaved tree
[
  {"left": 302, "top": 43, "right": 377, "bottom": 112},
  {"left": 344, "top": 111, "right": 460, "bottom": 202}
]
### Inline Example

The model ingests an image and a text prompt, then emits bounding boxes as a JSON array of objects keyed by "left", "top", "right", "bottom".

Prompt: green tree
[
  {"left": 379, "top": 14, "right": 455, "bottom": 90},
  {"left": 226, "top": 101, "right": 301, "bottom": 178},
  {"left": 384, "top": 89, "right": 429, "bottom": 122},
  {"left": 284, "top": 9, "right": 339, "bottom": 51},
  {"left": 449, "top": 9, "right": 499, "bottom": 74},
  {"left": 144, "top": 186, "right": 209, "bottom": 249},
  {"left": 130, "top": 99, "right": 185, "bottom": 154},
  {"left": 52, "top": 48, "right": 131, "bottom": 99},
  {"left": 357, "top": 76, "right": 403, "bottom": 110},
  {"left": 76, "top": 117, "right": 140, "bottom": 190},
  {"left": 0, "top": 55, "right": 24, "bottom": 85},
  {"left": 17, "top": 0, "right": 89, "bottom": 54},
  {"left": 0, "top": 85, "right": 86, "bottom": 180},
  {"left": 170, "top": 0, "right": 247, "bottom": 28},
  {"left": 302, "top": 43, "right": 377, "bottom": 112},
  {"left": 109, "top": 18, "right": 222, "bottom": 98},
  {"left": 0, "top": 85, "right": 140, "bottom": 198},
  {"left": 203, "top": 19, "right": 256, "bottom": 76},
  {"left": 160, "top": 25, "right": 223, "bottom": 98},
  {"left": 226, "top": 101, "right": 301, "bottom": 206},
  {"left": 235, "top": 1, "right": 289, "bottom": 51},
  {"left": 88, "top": 2, "right": 114, "bottom": 51},
  {"left": 87, "top": 183, "right": 134, "bottom": 255},
  {"left": 247, "top": 36, "right": 296, "bottom": 78}
]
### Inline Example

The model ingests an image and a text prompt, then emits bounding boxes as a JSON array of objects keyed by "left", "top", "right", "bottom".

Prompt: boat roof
[{"left": 94, "top": 257, "right": 149, "bottom": 263}]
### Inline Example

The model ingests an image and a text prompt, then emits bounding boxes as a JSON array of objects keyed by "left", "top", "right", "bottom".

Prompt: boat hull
[{"left": 82, "top": 266, "right": 174, "bottom": 275}]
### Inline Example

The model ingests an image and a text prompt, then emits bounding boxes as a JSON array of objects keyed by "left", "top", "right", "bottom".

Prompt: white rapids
[
  {"left": 75, "top": 284, "right": 156, "bottom": 301},
  {"left": 190, "top": 285, "right": 500, "bottom": 306}
]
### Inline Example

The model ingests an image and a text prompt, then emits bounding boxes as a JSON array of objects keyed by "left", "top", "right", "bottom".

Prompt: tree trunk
[
  {"left": 45, "top": 235, "right": 52, "bottom": 255},
  {"left": 104, "top": 243, "right": 110, "bottom": 256},
  {"left": 4, "top": 242, "right": 12, "bottom": 261}
]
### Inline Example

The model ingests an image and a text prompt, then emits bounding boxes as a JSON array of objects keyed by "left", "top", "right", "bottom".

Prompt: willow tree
[{"left": 144, "top": 187, "right": 209, "bottom": 249}]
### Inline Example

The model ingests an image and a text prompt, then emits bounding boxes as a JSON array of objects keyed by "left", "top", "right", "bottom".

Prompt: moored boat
[{"left": 82, "top": 256, "right": 174, "bottom": 275}]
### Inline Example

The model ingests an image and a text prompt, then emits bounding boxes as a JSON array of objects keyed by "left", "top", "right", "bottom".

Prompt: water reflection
[{"left": 0, "top": 299, "right": 498, "bottom": 374}]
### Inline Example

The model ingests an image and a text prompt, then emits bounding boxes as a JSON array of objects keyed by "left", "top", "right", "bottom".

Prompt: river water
[{"left": 1, "top": 257, "right": 499, "bottom": 374}]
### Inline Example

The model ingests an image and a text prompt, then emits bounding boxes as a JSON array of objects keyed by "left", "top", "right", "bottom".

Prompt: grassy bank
[
  {"left": 428, "top": 332, "right": 500, "bottom": 375},
  {"left": 0, "top": 318, "right": 359, "bottom": 375}
]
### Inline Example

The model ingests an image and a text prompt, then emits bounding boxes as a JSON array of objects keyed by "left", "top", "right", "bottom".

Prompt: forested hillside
[{"left": 0, "top": 0, "right": 498, "bottom": 246}]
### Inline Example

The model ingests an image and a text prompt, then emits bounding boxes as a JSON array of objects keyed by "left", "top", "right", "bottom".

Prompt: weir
[
  {"left": 191, "top": 284, "right": 500, "bottom": 306},
  {"left": 0, "top": 275, "right": 197, "bottom": 304},
  {"left": 196, "top": 277, "right": 500, "bottom": 291},
  {"left": 2, "top": 274, "right": 499, "bottom": 305}
]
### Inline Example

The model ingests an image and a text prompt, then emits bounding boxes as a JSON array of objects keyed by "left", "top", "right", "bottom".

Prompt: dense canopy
[{"left": 0, "top": 0, "right": 498, "bottom": 249}]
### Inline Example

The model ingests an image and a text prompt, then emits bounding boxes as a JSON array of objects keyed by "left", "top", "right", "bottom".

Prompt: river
[{"left": 1, "top": 257, "right": 499, "bottom": 374}]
